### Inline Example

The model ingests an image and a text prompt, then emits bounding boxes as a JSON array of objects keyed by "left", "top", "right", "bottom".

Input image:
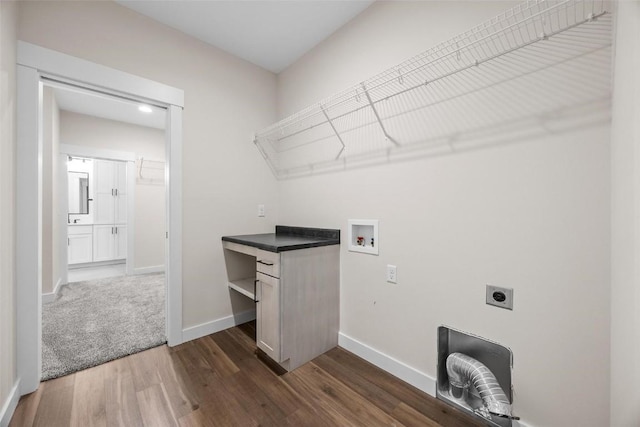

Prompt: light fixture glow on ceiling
[{"left": 138, "top": 105, "right": 153, "bottom": 113}]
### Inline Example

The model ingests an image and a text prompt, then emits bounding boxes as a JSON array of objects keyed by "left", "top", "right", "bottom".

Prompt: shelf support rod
[
  {"left": 321, "top": 105, "right": 346, "bottom": 159},
  {"left": 361, "top": 83, "right": 399, "bottom": 146}
]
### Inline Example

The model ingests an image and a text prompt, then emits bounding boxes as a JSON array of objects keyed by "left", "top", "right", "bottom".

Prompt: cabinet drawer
[
  {"left": 68, "top": 225, "right": 93, "bottom": 235},
  {"left": 256, "top": 249, "right": 280, "bottom": 278}
]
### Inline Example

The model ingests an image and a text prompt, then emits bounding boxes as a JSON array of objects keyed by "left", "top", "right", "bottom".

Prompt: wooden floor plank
[
  {"left": 69, "top": 364, "right": 107, "bottom": 427},
  {"left": 8, "top": 385, "right": 43, "bottom": 427},
  {"left": 10, "top": 321, "right": 489, "bottom": 427},
  {"left": 196, "top": 336, "right": 240, "bottom": 378},
  {"left": 31, "top": 376, "right": 76, "bottom": 427},
  {"left": 391, "top": 402, "right": 443, "bottom": 427},
  {"left": 136, "top": 383, "right": 177, "bottom": 427},
  {"left": 154, "top": 346, "right": 200, "bottom": 420},
  {"left": 323, "top": 347, "right": 486, "bottom": 427},
  {"left": 234, "top": 354, "right": 307, "bottom": 418},
  {"left": 104, "top": 358, "right": 144, "bottom": 427},
  {"left": 219, "top": 369, "right": 288, "bottom": 427},
  {"left": 314, "top": 349, "right": 402, "bottom": 414},
  {"left": 284, "top": 362, "right": 407, "bottom": 427}
]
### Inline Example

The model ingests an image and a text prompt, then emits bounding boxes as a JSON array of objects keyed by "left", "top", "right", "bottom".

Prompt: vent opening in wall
[
  {"left": 437, "top": 326, "right": 518, "bottom": 426},
  {"left": 348, "top": 219, "right": 378, "bottom": 255}
]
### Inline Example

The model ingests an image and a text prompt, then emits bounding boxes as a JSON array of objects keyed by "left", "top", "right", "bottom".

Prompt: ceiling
[
  {"left": 115, "top": 0, "right": 374, "bottom": 73},
  {"left": 52, "top": 85, "right": 166, "bottom": 130},
  {"left": 50, "top": 2, "right": 374, "bottom": 128}
]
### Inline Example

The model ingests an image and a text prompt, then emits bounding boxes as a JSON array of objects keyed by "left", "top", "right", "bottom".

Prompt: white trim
[
  {"left": 133, "top": 265, "right": 164, "bottom": 275},
  {"left": 0, "top": 379, "right": 21, "bottom": 427},
  {"left": 16, "top": 42, "right": 184, "bottom": 396},
  {"left": 182, "top": 309, "right": 256, "bottom": 343},
  {"left": 166, "top": 105, "right": 183, "bottom": 347},
  {"left": 59, "top": 143, "right": 136, "bottom": 162},
  {"left": 16, "top": 64, "right": 43, "bottom": 395},
  {"left": 17, "top": 42, "right": 184, "bottom": 108},
  {"left": 57, "top": 153, "right": 69, "bottom": 286},
  {"left": 126, "top": 161, "right": 136, "bottom": 276},
  {"left": 42, "top": 277, "right": 63, "bottom": 304},
  {"left": 338, "top": 332, "right": 436, "bottom": 396}
]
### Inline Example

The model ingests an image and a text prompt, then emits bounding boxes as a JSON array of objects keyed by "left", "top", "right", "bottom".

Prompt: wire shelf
[
  {"left": 254, "top": 0, "right": 612, "bottom": 179},
  {"left": 136, "top": 157, "right": 165, "bottom": 185}
]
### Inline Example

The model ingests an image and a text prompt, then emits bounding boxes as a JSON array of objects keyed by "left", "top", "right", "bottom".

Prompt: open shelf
[
  {"left": 228, "top": 277, "right": 257, "bottom": 301},
  {"left": 254, "top": 0, "right": 611, "bottom": 179}
]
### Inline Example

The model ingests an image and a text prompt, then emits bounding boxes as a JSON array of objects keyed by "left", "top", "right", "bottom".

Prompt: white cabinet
[
  {"left": 93, "top": 225, "right": 127, "bottom": 262},
  {"left": 68, "top": 225, "right": 93, "bottom": 264},
  {"left": 94, "top": 159, "right": 127, "bottom": 225},
  {"left": 92, "top": 159, "right": 127, "bottom": 264},
  {"left": 115, "top": 225, "right": 127, "bottom": 259}
]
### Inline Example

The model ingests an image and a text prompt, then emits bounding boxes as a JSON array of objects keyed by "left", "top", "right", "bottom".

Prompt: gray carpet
[{"left": 42, "top": 273, "right": 166, "bottom": 381}]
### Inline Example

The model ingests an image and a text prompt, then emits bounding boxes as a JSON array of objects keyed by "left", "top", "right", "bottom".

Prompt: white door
[
  {"left": 256, "top": 272, "right": 281, "bottom": 362},
  {"left": 114, "top": 191, "right": 127, "bottom": 225},
  {"left": 114, "top": 225, "right": 127, "bottom": 259},
  {"left": 94, "top": 160, "right": 115, "bottom": 224},
  {"left": 115, "top": 161, "right": 127, "bottom": 194},
  {"left": 68, "top": 234, "right": 93, "bottom": 264},
  {"left": 114, "top": 162, "right": 127, "bottom": 223},
  {"left": 93, "top": 224, "right": 115, "bottom": 262}
]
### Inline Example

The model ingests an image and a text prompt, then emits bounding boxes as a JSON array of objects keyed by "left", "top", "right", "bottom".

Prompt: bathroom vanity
[{"left": 222, "top": 226, "right": 340, "bottom": 372}]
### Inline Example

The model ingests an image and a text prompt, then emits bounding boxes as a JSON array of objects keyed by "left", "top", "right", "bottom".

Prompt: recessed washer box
[{"left": 348, "top": 219, "right": 378, "bottom": 255}]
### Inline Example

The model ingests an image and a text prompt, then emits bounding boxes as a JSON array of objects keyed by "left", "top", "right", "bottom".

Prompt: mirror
[{"left": 68, "top": 171, "right": 90, "bottom": 214}]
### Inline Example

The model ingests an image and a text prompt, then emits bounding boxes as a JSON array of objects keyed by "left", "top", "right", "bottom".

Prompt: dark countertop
[{"left": 222, "top": 225, "right": 340, "bottom": 253}]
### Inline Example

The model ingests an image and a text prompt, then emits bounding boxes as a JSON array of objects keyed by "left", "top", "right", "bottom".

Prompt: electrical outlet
[
  {"left": 258, "top": 204, "right": 265, "bottom": 217},
  {"left": 486, "top": 285, "right": 513, "bottom": 310},
  {"left": 387, "top": 265, "right": 397, "bottom": 283}
]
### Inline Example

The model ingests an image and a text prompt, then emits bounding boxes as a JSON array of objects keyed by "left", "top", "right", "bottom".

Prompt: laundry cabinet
[{"left": 222, "top": 226, "right": 340, "bottom": 372}]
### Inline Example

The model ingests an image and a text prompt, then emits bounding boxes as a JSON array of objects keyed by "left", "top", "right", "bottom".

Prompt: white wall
[
  {"left": 18, "top": 0, "right": 279, "bottom": 329},
  {"left": 276, "top": 2, "right": 611, "bottom": 427},
  {"left": 60, "top": 111, "right": 166, "bottom": 271},
  {"left": 610, "top": 1, "right": 640, "bottom": 425},
  {"left": 0, "top": 0, "right": 18, "bottom": 419}
]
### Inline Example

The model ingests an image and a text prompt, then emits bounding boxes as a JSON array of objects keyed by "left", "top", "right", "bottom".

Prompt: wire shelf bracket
[{"left": 254, "top": 0, "right": 612, "bottom": 179}]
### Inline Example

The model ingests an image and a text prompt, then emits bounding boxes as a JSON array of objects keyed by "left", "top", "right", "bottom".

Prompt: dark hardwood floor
[{"left": 10, "top": 322, "right": 485, "bottom": 426}]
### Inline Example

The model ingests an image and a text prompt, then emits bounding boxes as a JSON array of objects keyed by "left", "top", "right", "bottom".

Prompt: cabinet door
[
  {"left": 94, "top": 160, "right": 116, "bottom": 224},
  {"left": 114, "top": 192, "right": 127, "bottom": 224},
  {"left": 115, "top": 161, "right": 127, "bottom": 195},
  {"left": 114, "top": 225, "right": 127, "bottom": 259},
  {"left": 114, "top": 161, "right": 128, "bottom": 224},
  {"left": 93, "top": 224, "right": 115, "bottom": 262},
  {"left": 256, "top": 272, "right": 281, "bottom": 362},
  {"left": 68, "top": 234, "right": 93, "bottom": 264},
  {"left": 94, "top": 192, "right": 115, "bottom": 224}
]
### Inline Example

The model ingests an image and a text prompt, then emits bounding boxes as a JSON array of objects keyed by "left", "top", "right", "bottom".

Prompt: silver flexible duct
[{"left": 446, "top": 352, "right": 513, "bottom": 418}]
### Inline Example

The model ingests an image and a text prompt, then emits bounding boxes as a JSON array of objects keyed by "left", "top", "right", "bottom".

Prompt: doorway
[
  {"left": 16, "top": 42, "right": 184, "bottom": 395},
  {"left": 37, "top": 81, "right": 170, "bottom": 380}
]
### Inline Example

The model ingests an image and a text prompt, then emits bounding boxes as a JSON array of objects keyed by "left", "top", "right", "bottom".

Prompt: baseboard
[
  {"left": 0, "top": 379, "right": 21, "bottom": 427},
  {"left": 42, "top": 277, "right": 63, "bottom": 304},
  {"left": 338, "top": 332, "right": 436, "bottom": 396},
  {"left": 182, "top": 309, "right": 256, "bottom": 343},
  {"left": 133, "top": 265, "right": 164, "bottom": 275}
]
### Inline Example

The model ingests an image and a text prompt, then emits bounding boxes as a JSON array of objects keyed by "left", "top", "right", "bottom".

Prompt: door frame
[{"left": 16, "top": 41, "right": 184, "bottom": 395}]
